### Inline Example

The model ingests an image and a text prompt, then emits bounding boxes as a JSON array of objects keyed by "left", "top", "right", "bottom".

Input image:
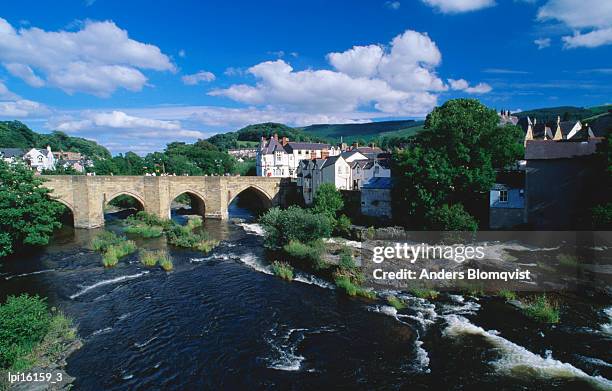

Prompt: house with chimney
[
  {"left": 256, "top": 134, "right": 340, "bottom": 178},
  {"left": 23, "top": 146, "right": 56, "bottom": 172}
]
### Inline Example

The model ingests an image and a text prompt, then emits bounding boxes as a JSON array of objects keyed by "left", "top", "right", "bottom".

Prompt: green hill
[
  {"left": 0, "top": 121, "right": 111, "bottom": 159},
  {"left": 298, "top": 120, "right": 424, "bottom": 142},
  {"left": 515, "top": 105, "right": 612, "bottom": 123}
]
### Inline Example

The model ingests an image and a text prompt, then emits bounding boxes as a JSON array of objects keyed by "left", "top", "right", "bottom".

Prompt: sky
[{"left": 0, "top": 0, "right": 610, "bottom": 154}]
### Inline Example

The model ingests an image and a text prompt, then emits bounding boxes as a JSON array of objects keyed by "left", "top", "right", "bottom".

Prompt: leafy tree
[
  {"left": 392, "top": 99, "right": 524, "bottom": 230},
  {"left": 259, "top": 206, "right": 333, "bottom": 249},
  {"left": 0, "top": 161, "right": 65, "bottom": 256},
  {"left": 427, "top": 204, "right": 478, "bottom": 231},
  {"left": 313, "top": 183, "right": 344, "bottom": 218}
]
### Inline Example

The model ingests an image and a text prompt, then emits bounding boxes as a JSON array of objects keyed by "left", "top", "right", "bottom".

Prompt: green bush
[
  {"left": 410, "top": 288, "right": 439, "bottom": 300},
  {"left": 386, "top": 295, "right": 406, "bottom": 310},
  {"left": 283, "top": 240, "right": 327, "bottom": 270},
  {"left": 334, "top": 276, "right": 375, "bottom": 299},
  {"left": 271, "top": 261, "right": 294, "bottom": 281},
  {"left": 591, "top": 202, "right": 612, "bottom": 229},
  {"left": 125, "top": 211, "right": 174, "bottom": 229},
  {"left": 313, "top": 183, "right": 344, "bottom": 218},
  {"left": 101, "top": 240, "right": 136, "bottom": 268},
  {"left": 139, "top": 249, "right": 165, "bottom": 267},
  {"left": 339, "top": 247, "right": 356, "bottom": 270},
  {"left": 91, "top": 231, "right": 124, "bottom": 252},
  {"left": 125, "top": 225, "right": 164, "bottom": 238},
  {"left": 522, "top": 295, "right": 560, "bottom": 324},
  {"left": 0, "top": 295, "right": 51, "bottom": 369},
  {"left": 427, "top": 203, "right": 478, "bottom": 231},
  {"left": 556, "top": 254, "right": 580, "bottom": 269},
  {"left": 259, "top": 206, "right": 333, "bottom": 249},
  {"left": 334, "top": 214, "right": 352, "bottom": 237},
  {"left": 497, "top": 289, "right": 517, "bottom": 301}
]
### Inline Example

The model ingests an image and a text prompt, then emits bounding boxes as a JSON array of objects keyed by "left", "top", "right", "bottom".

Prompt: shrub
[
  {"left": 427, "top": 203, "right": 478, "bottom": 231},
  {"left": 0, "top": 295, "right": 51, "bottom": 369},
  {"left": 556, "top": 254, "right": 580, "bottom": 269},
  {"left": 125, "top": 225, "right": 164, "bottom": 238},
  {"left": 386, "top": 295, "right": 406, "bottom": 310},
  {"left": 591, "top": 202, "right": 612, "bottom": 229},
  {"left": 140, "top": 249, "right": 161, "bottom": 267},
  {"left": 271, "top": 261, "right": 294, "bottom": 281},
  {"left": 334, "top": 276, "right": 375, "bottom": 299},
  {"left": 126, "top": 211, "right": 173, "bottom": 229},
  {"left": 522, "top": 295, "right": 560, "bottom": 324},
  {"left": 497, "top": 289, "right": 517, "bottom": 301},
  {"left": 159, "top": 255, "right": 173, "bottom": 271},
  {"left": 101, "top": 240, "right": 136, "bottom": 268},
  {"left": 283, "top": 240, "right": 327, "bottom": 270},
  {"left": 91, "top": 231, "right": 124, "bottom": 252},
  {"left": 313, "top": 183, "right": 344, "bottom": 218},
  {"left": 366, "top": 226, "right": 376, "bottom": 240},
  {"left": 185, "top": 216, "right": 203, "bottom": 230},
  {"left": 259, "top": 206, "right": 333, "bottom": 249},
  {"left": 410, "top": 288, "right": 439, "bottom": 300},
  {"left": 339, "top": 247, "right": 356, "bottom": 270},
  {"left": 334, "top": 214, "right": 352, "bottom": 237}
]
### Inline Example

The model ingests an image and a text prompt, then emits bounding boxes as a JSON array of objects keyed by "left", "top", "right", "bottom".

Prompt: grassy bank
[
  {"left": 521, "top": 295, "right": 560, "bottom": 323},
  {"left": 271, "top": 261, "right": 294, "bottom": 281},
  {"left": 0, "top": 295, "right": 80, "bottom": 390},
  {"left": 140, "top": 249, "right": 173, "bottom": 271}
]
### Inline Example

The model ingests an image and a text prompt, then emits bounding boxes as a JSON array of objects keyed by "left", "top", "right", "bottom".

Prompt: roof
[
  {"left": 321, "top": 155, "right": 342, "bottom": 169},
  {"left": 525, "top": 139, "right": 602, "bottom": 160},
  {"left": 362, "top": 177, "right": 393, "bottom": 189},
  {"left": 0, "top": 148, "right": 24, "bottom": 158},
  {"left": 559, "top": 121, "right": 578, "bottom": 136},
  {"left": 494, "top": 170, "right": 524, "bottom": 188},
  {"left": 285, "top": 142, "right": 330, "bottom": 152},
  {"left": 260, "top": 137, "right": 284, "bottom": 154}
]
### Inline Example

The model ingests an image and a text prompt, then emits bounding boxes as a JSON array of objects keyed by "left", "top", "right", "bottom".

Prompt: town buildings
[
  {"left": 0, "top": 146, "right": 91, "bottom": 173},
  {"left": 256, "top": 134, "right": 341, "bottom": 178}
]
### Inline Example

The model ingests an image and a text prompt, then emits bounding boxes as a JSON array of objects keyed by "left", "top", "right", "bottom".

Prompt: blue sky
[{"left": 0, "top": 0, "right": 610, "bottom": 154}]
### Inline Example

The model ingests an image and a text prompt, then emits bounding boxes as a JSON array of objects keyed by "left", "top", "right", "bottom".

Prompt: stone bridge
[{"left": 42, "top": 175, "right": 290, "bottom": 228}]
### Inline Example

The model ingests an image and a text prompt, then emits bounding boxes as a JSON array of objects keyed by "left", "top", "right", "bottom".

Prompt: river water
[{"left": 1, "top": 204, "right": 611, "bottom": 390}]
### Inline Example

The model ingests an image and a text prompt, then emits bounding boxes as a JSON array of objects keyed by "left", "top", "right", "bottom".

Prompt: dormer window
[{"left": 37, "top": 156, "right": 43, "bottom": 163}]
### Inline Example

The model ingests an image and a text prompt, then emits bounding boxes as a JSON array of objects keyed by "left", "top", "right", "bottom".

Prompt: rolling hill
[{"left": 298, "top": 119, "right": 424, "bottom": 142}]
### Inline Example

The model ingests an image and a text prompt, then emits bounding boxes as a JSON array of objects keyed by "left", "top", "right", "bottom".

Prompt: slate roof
[
  {"left": 525, "top": 139, "right": 602, "bottom": 160},
  {"left": 284, "top": 142, "right": 330, "bottom": 152},
  {"left": 0, "top": 148, "right": 24, "bottom": 158},
  {"left": 362, "top": 177, "right": 393, "bottom": 189},
  {"left": 260, "top": 137, "right": 284, "bottom": 154},
  {"left": 558, "top": 121, "right": 578, "bottom": 136},
  {"left": 321, "top": 155, "right": 341, "bottom": 169}
]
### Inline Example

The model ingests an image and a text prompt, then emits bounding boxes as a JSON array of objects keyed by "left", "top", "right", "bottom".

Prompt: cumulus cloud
[
  {"left": 181, "top": 70, "right": 216, "bottom": 85},
  {"left": 448, "top": 78, "right": 492, "bottom": 93},
  {"left": 421, "top": 0, "right": 495, "bottom": 13},
  {"left": 0, "top": 18, "right": 175, "bottom": 96},
  {"left": 537, "top": 0, "right": 612, "bottom": 48},
  {"left": 210, "top": 30, "right": 483, "bottom": 117},
  {"left": 534, "top": 38, "right": 551, "bottom": 49},
  {"left": 0, "top": 81, "right": 49, "bottom": 117}
]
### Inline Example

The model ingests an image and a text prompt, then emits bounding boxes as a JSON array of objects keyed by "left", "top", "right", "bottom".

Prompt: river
[{"left": 1, "top": 203, "right": 611, "bottom": 390}]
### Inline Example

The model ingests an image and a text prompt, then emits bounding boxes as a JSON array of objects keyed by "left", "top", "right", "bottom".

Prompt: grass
[
  {"left": 386, "top": 295, "right": 406, "bottom": 310},
  {"left": 0, "top": 295, "right": 78, "bottom": 374},
  {"left": 410, "top": 287, "right": 439, "bottom": 300},
  {"left": 521, "top": 295, "right": 560, "bottom": 324},
  {"left": 497, "top": 289, "right": 517, "bottom": 301},
  {"left": 102, "top": 240, "right": 136, "bottom": 268},
  {"left": 124, "top": 224, "right": 164, "bottom": 238},
  {"left": 283, "top": 239, "right": 327, "bottom": 270},
  {"left": 139, "top": 249, "right": 170, "bottom": 267},
  {"left": 165, "top": 222, "right": 219, "bottom": 253},
  {"left": 271, "top": 261, "right": 294, "bottom": 281},
  {"left": 556, "top": 254, "right": 581, "bottom": 269},
  {"left": 91, "top": 231, "right": 124, "bottom": 252},
  {"left": 159, "top": 255, "right": 174, "bottom": 271},
  {"left": 334, "top": 276, "right": 376, "bottom": 299}
]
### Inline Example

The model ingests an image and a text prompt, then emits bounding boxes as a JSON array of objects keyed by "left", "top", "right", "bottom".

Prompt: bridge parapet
[{"left": 41, "top": 175, "right": 287, "bottom": 228}]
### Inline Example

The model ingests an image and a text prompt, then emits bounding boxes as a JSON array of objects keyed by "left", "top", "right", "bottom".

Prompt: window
[
  {"left": 499, "top": 190, "right": 508, "bottom": 202},
  {"left": 374, "top": 166, "right": 380, "bottom": 175},
  {"left": 37, "top": 156, "right": 43, "bottom": 163}
]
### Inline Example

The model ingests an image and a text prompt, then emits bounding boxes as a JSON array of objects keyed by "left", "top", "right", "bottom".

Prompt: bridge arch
[
  {"left": 227, "top": 185, "right": 273, "bottom": 217},
  {"left": 168, "top": 190, "right": 208, "bottom": 218},
  {"left": 104, "top": 191, "right": 146, "bottom": 214},
  {"left": 53, "top": 198, "right": 75, "bottom": 226}
]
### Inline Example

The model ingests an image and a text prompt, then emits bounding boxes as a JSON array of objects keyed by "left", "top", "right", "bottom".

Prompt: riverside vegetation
[
  {"left": 91, "top": 231, "right": 137, "bottom": 267},
  {"left": 0, "top": 294, "right": 79, "bottom": 390}
]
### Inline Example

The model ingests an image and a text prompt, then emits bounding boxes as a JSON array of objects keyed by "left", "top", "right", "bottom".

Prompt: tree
[
  {"left": 0, "top": 161, "right": 65, "bottom": 257},
  {"left": 392, "top": 99, "right": 524, "bottom": 230},
  {"left": 313, "top": 183, "right": 344, "bottom": 218}
]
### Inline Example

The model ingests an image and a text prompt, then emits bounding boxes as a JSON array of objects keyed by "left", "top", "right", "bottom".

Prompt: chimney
[
  {"left": 273, "top": 133, "right": 279, "bottom": 141},
  {"left": 352, "top": 142, "right": 358, "bottom": 148},
  {"left": 281, "top": 136, "right": 289, "bottom": 146}
]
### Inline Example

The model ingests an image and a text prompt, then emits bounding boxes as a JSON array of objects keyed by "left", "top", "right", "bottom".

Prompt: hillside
[
  {"left": 298, "top": 119, "right": 424, "bottom": 142},
  {"left": 0, "top": 121, "right": 111, "bottom": 159},
  {"left": 515, "top": 105, "right": 612, "bottom": 123}
]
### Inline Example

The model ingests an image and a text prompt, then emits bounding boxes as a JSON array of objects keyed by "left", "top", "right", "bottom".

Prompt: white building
[
  {"left": 0, "top": 148, "right": 25, "bottom": 164},
  {"left": 297, "top": 150, "right": 391, "bottom": 205},
  {"left": 256, "top": 134, "right": 340, "bottom": 178},
  {"left": 23, "top": 146, "right": 55, "bottom": 172}
]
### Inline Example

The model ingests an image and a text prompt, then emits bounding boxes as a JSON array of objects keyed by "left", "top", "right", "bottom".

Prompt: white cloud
[
  {"left": 0, "top": 18, "right": 175, "bottom": 96},
  {"left": 448, "top": 78, "right": 492, "bottom": 93},
  {"left": 534, "top": 37, "right": 551, "bottom": 49},
  {"left": 562, "top": 28, "right": 612, "bottom": 48},
  {"left": 0, "top": 99, "right": 49, "bottom": 118},
  {"left": 0, "top": 81, "right": 18, "bottom": 100},
  {"left": 537, "top": 0, "right": 612, "bottom": 48},
  {"left": 210, "top": 29, "right": 477, "bottom": 117},
  {"left": 178, "top": 49, "right": 186, "bottom": 58},
  {"left": 181, "top": 70, "right": 216, "bottom": 85},
  {"left": 421, "top": 0, "right": 495, "bottom": 13},
  {"left": 385, "top": 1, "right": 401, "bottom": 10}
]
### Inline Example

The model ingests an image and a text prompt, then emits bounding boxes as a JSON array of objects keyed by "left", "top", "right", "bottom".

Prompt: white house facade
[{"left": 23, "top": 146, "right": 55, "bottom": 172}]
